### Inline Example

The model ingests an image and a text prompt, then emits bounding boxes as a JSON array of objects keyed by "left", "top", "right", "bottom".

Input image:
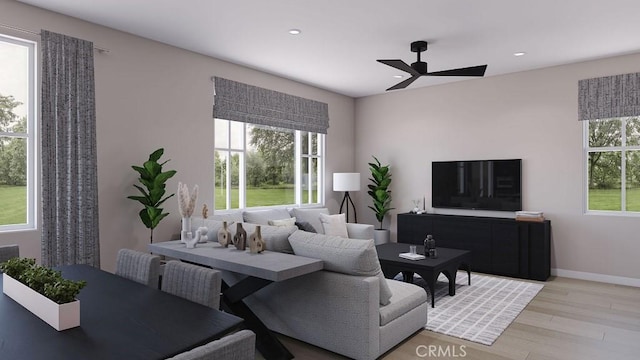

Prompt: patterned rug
[{"left": 401, "top": 271, "right": 543, "bottom": 345}]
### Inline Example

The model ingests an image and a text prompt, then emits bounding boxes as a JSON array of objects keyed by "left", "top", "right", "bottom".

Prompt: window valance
[
  {"left": 212, "top": 77, "right": 330, "bottom": 134},
  {"left": 578, "top": 72, "right": 640, "bottom": 121}
]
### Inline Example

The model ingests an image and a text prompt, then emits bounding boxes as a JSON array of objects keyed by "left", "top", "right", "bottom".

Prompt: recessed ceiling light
[
  {"left": 513, "top": 52, "right": 526, "bottom": 57},
  {"left": 288, "top": 29, "right": 301, "bottom": 35},
  {"left": 393, "top": 75, "right": 403, "bottom": 79}
]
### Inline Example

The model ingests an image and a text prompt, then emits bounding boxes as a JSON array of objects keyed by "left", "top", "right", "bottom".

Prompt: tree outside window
[{"left": 586, "top": 117, "right": 640, "bottom": 212}]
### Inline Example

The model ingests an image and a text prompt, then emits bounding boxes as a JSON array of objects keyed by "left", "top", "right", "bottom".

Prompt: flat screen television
[{"left": 432, "top": 159, "right": 522, "bottom": 211}]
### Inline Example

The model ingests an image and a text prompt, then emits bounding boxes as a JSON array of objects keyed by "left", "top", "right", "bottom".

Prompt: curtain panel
[
  {"left": 41, "top": 30, "right": 100, "bottom": 267},
  {"left": 578, "top": 72, "right": 640, "bottom": 121},
  {"left": 212, "top": 77, "right": 330, "bottom": 134}
]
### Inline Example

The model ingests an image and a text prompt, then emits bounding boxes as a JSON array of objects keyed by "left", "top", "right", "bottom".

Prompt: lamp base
[{"left": 339, "top": 191, "right": 357, "bottom": 223}]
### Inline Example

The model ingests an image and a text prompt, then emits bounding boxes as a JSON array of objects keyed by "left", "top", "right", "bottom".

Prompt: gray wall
[
  {"left": 0, "top": 0, "right": 355, "bottom": 271},
  {"left": 355, "top": 53, "right": 640, "bottom": 284}
]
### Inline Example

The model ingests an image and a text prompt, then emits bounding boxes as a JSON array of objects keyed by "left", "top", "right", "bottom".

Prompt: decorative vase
[
  {"left": 185, "top": 231, "right": 198, "bottom": 249},
  {"left": 180, "top": 217, "right": 192, "bottom": 243},
  {"left": 3, "top": 273, "right": 80, "bottom": 331},
  {"left": 249, "top": 225, "right": 266, "bottom": 254},
  {"left": 197, "top": 226, "right": 208, "bottom": 243},
  {"left": 217, "top": 221, "right": 231, "bottom": 247},
  {"left": 233, "top": 223, "right": 247, "bottom": 250}
]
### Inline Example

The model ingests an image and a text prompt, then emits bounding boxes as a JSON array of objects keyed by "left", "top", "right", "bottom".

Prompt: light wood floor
[{"left": 261, "top": 275, "right": 640, "bottom": 360}]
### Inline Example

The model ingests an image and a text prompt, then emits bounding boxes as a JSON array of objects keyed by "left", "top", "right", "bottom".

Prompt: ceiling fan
[{"left": 377, "top": 41, "right": 488, "bottom": 91}]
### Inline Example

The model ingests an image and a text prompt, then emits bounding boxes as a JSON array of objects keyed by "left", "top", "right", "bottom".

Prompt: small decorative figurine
[{"left": 217, "top": 221, "right": 231, "bottom": 247}]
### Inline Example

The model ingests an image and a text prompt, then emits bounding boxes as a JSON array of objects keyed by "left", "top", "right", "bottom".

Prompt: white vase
[
  {"left": 181, "top": 217, "right": 192, "bottom": 243},
  {"left": 373, "top": 229, "right": 390, "bottom": 245},
  {"left": 3, "top": 273, "right": 80, "bottom": 331}
]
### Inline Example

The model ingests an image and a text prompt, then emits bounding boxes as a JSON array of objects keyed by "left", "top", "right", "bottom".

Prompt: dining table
[{"left": 0, "top": 264, "right": 244, "bottom": 360}]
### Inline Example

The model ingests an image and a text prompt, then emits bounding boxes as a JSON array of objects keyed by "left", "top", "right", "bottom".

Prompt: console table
[
  {"left": 149, "top": 240, "right": 323, "bottom": 360},
  {"left": 397, "top": 213, "right": 550, "bottom": 281}
]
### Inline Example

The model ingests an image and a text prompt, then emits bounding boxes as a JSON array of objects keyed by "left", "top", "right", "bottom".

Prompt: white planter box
[{"left": 2, "top": 273, "right": 80, "bottom": 331}]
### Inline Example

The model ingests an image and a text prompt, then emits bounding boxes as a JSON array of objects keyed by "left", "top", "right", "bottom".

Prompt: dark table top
[
  {"left": 0, "top": 264, "right": 243, "bottom": 360},
  {"left": 376, "top": 243, "right": 471, "bottom": 267}
]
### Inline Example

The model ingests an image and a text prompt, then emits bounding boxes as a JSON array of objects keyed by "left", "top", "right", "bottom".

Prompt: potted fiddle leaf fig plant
[
  {"left": 127, "top": 148, "right": 177, "bottom": 243},
  {"left": 367, "top": 156, "right": 395, "bottom": 245}
]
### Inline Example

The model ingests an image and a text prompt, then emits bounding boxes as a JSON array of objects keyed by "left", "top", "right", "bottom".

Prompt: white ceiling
[{"left": 17, "top": 0, "right": 640, "bottom": 98}]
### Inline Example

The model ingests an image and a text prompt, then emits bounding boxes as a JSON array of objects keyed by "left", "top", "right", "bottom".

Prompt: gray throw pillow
[
  {"left": 295, "top": 221, "right": 317, "bottom": 233},
  {"left": 243, "top": 208, "right": 292, "bottom": 225}
]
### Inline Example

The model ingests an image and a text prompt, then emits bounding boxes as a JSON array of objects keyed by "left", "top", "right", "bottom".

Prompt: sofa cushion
[
  {"left": 268, "top": 217, "right": 297, "bottom": 227},
  {"left": 210, "top": 212, "right": 244, "bottom": 223},
  {"left": 379, "top": 279, "right": 428, "bottom": 326},
  {"left": 319, "top": 213, "right": 349, "bottom": 238},
  {"left": 288, "top": 230, "right": 393, "bottom": 305},
  {"left": 243, "top": 208, "right": 292, "bottom": 225},
  {"left": 231, "top": 222, "right": 297, "bottom": 253},
  {"left": 291, "top": 208, "right": 330, "bottom": 234}
]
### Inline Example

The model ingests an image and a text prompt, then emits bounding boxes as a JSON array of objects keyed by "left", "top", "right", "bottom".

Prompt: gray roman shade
[
  {"left": 213, "top": 77, "right": 330, "bottom": 134},
  {"left": 578, "top": 72, "right": 640, "bottom": 121}
]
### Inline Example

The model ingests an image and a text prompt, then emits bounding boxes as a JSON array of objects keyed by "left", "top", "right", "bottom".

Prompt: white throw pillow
[
  {"left": 288, "top": 230, "right": 393, "bottom": 305},
  {"left": 268, "top": 217, "right": 297, "bottom": 227},
  {"left": 319, "top": 213, "right": 349, "bottom": 238}
]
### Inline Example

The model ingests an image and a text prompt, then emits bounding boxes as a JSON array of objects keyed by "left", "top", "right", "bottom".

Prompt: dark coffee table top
[{"left": 376, "top": 242, "right": 470, "bottom": 268}]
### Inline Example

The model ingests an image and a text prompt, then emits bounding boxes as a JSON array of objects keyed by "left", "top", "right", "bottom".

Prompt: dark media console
[{"left": 397, "top": 213, "right": 550, "bottom": 281}]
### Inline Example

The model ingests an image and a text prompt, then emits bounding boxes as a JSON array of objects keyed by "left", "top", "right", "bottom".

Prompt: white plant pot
[
  {"left": 181, "top": 217, "right": 192, "bottom": 243},
  {"left": 2, "top": 273, "right": 80, "bottom": 331},
  {"left": 373, "top": 229, "right": 390, "bottom": 245}
]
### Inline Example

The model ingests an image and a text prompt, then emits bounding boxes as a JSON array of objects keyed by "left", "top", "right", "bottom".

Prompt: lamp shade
[{"left": 333, "top": 173, "right": 360, "bottom": 192}]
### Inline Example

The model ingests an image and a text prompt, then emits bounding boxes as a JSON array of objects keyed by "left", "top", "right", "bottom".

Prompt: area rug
[{"left": 402, "top": 271, "right": 543, "bottom": 345}]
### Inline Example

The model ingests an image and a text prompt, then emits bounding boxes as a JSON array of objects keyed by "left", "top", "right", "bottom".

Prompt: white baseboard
[{"left": 551, "top": 268, "right": 640, "bottom": 288}]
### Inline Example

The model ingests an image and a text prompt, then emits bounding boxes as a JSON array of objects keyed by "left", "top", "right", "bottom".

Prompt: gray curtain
[
  {"left": 578, "top": 72, "right": 640, "bottom": 121},
  {"left": 41, "top": 30, "right": 100, "bottom": 268},
  {"left": 213, "top": 77, "right": 330, "bottom": 134}
]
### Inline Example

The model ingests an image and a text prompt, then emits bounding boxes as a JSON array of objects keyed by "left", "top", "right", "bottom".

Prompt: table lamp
[{"left": 333, "top": 172, "right": 360, "bottom": 223}]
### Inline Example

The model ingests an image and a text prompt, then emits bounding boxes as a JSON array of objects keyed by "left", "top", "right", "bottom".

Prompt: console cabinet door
[
  {"left": 432, "top": 217, "right": 492, "bottom": 274},
  {"left": 397, "top": 214, "right": 432, "bottom": 245},
  {"left": 491, "top": 223, "right": 519, "bottom": 276}
]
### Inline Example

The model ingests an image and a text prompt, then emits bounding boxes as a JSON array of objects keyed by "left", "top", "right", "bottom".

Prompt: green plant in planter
[
  {"left": 0, "top": 258, "right": 86, "bottom": 304},
  {"left": 127, "top": 148, "right": 177, "bottom": 243},
  {"left": 367, "top": 156, "right": 395, "bottom": 229}
]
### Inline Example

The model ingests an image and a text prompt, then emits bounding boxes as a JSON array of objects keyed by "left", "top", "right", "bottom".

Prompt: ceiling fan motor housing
[{"left": 411, "top": 61, "right": 428, "bottom": 74}]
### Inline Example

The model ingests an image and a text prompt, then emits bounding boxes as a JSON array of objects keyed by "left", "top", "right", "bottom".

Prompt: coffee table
[{"left": 376, "top": 243, "right": 471, "bottom": 307}]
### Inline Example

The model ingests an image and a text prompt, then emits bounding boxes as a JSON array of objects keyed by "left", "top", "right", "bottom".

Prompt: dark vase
[{"left": 233, "top": 223, "right": 247, "bottom": 250}]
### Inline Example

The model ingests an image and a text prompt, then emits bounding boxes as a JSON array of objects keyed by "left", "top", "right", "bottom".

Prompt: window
[
  {"left": 0, "top": 34, "right": 36, "bottom": 231},
  {"left": 584, "top": 117, "right": 640, "bottom": 213},
  {"left": 214, "top": 119, "right": 324, "bottom": 210}
]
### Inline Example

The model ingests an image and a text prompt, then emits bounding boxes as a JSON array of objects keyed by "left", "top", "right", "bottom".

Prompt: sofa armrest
[
  {"left": 346, "top": 223, "right": 374, "bottom": 240},
  {"left": 223, "top": 270, "right": 380, "bottom": 360}
]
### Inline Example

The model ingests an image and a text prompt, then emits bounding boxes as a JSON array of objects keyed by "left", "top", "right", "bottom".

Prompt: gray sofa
[{"left": 187, "top": 208, "right": 428, "bottom": 359}]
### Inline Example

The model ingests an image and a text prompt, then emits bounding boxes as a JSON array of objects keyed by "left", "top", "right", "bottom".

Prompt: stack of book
[{"left": 515, "top": 211, "right": 545, "bottom": 222}]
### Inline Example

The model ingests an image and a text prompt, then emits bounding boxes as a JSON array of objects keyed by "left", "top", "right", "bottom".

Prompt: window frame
[
  {"left": 583, "top": 117, "right": 640, "bottom": 216},
  {"left": 214, "top": 119, "right": 325, "bottom": 211},
  {"left": 0, "top": 33, "right": 37, "bottom": 232}
]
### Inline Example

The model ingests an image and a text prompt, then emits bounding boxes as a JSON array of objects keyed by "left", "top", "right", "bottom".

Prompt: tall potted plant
[
  {"left": 367, "top": 156, "right": 394, "bottom": 245},
  {"left": 127, "top": 148, "right": 177, "bottom": 243}
]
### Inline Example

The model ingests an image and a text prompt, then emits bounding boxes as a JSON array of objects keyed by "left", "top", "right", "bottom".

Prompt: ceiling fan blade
[
  {"left": 427, "top": 65, "right": 487, "bottom": 77},
  {"left": 377, "top": 59, "right": 420, "bottom": 76},
  {"left": 386, "top": 76, "right": 421, "bottom": 91}
]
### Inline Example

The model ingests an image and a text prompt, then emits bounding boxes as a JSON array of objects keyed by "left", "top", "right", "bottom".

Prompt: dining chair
[
  {"left": 0, "top": 244, "right": 19, "bottom": 263},
  {"left": 115, "top": 249, "right": 160, "bottom": 287},
  {"left": 161, "top": 260, "right": 221, "bottom": 309},
  {"left": 166, "top": 329, "right": 256, "bottom": 360}
]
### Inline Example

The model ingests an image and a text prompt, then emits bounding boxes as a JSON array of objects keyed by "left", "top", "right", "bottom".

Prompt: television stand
[{"left": 397, "top": 213, "right": 550, "bottom": 281}]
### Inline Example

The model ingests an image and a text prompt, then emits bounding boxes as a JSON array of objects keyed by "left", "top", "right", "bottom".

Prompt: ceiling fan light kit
[{"left": 377, "top": 40, "right": 488, "bottom": 91}]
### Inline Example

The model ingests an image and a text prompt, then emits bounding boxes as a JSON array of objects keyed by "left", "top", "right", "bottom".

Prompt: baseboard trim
[{"left": 551, "top": 268, "right": 640, "bottom": 288}]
